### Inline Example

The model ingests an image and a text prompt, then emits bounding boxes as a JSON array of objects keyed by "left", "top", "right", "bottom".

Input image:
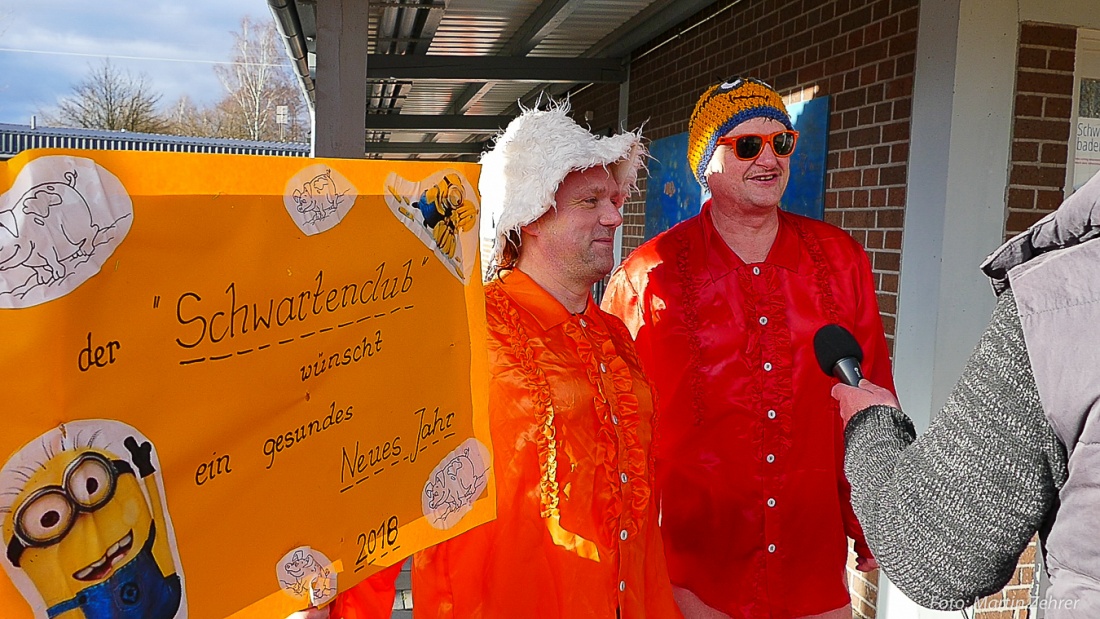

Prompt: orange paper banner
[{"left": 0, "top": 149, "right": 493, "bottom": 619}]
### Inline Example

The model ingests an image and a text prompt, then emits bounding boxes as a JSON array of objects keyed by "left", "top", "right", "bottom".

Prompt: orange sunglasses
[{"left": 716, "top": 130, "right": 799, "bottom": 160}]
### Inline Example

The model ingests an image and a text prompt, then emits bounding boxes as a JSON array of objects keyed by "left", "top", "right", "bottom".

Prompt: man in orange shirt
[
  {"left": 603, "top": 78, "right": 889, "bottom": 619},
  {"left": 331, "top": 102, "right": 681, "bottom": 619}
]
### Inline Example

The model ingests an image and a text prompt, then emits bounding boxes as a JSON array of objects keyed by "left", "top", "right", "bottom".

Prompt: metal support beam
[
  {"left": 364, "top": 141, "right": 486, "bottom": 154},
  {"left": 365, "top": 55, "right": 625, "bottom": 82},
  {"left": 449, "top": 82, "right": 497, "bottom": 114},
  {"left": 374, "top": 0, "right": 445, "bottom": 7},
  {"left": 313, "top": 0, "right": 369, "bottom": 158},
  {"left": 613, "top": 59, "right": 630, "bottom": 266},
  {"left": 447, "top": 0, "right": 581, "bottom": 115},
  {"left": 366, "top": 114, "right": 513, "bottom": 132},
  {"left": 510, "top": 0, "right": 584, "bottom": 55},
  {"left": 505, "top": 0, "right": 723, "bottom": 115},
  {"left": 587, "top": 0, "right": 725, "bottom": 59}
]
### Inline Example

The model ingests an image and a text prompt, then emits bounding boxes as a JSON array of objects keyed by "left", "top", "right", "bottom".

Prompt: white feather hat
[{"left": 478, "top": 100, "right": 645, "bottom": 276}]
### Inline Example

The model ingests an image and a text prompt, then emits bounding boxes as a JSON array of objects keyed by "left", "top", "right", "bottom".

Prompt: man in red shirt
[{"left": 602, "top": 78, "right": 892, "bottom": 619}]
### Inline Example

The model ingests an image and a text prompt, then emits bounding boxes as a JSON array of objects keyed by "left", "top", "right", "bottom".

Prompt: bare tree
[
  {"left": 214, "top": 17, "right": 308, "bottom": 142},
  {"left": 164, "top": 95, "right": 227, "bottom": 138},
  {"left": 46, "top": 60, "right": 169, "bottom": 133}
]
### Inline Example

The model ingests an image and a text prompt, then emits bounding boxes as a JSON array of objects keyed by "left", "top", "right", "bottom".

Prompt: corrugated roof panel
[
  {"left": 437, "top": 0, "right": 543, "bottom": 23},
  {"left": 427, "top": 0, "right": 542, "bottom": 55},
  {"left": 528, "top": 0, "right": 663, "bottom": 58},
  {"left": 465, "top": 82, "right": 542, "bottom": 115},
  {"left": 274, "top": 0, "right": 680, "bottom": 158},
  {"left": 399, "top": 81, "right": 479, "bottom": 115}
]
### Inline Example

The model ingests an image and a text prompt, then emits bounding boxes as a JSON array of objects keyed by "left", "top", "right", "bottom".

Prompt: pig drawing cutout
[
  {"left": 291, "top": 169, "right": 346, "bottom": 226},
  {"left": 282, "top": 164, "right": 359, "bottom": 236},
  {"left": 274, "top": 546, "right": 337, "bottom": 608},
  {"left": 2, "top": 170, "right": 97, "bottom": 282},
  {"left": 422, "top": 440, "right": 489, "bottom": 529},
  {"left": 0, "top": 156, "right": 132, "bottom": 309}
]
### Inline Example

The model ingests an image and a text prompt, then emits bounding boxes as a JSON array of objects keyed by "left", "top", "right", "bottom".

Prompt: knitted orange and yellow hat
[{"left": 688, "top": 77, "right": 792, "bottom": 188}]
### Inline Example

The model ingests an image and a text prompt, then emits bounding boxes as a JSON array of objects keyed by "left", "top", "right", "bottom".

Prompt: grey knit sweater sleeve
[{"left": 844, "top": 288, "right": 1068, "bottom": 609}]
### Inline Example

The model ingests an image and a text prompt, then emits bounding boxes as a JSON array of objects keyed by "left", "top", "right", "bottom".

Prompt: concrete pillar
[
  {"left": 893, "top": 0, "right": 1016, "bottom": 432},
  {"left": 313, "top": 0, "right": 369, "bottom": 158}
]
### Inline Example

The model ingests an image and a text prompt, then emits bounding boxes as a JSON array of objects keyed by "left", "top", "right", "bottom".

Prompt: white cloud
[{"left": 0, "top": 0, "right": 276, "bottom": 125}]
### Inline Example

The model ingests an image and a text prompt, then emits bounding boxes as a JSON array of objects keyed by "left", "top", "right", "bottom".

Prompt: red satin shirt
[
  {"left": 602, "top": 204, "right": 894, "bottom": 619},
  {"left": 334, "top": 269, "right": 682, "bottom": 619}
]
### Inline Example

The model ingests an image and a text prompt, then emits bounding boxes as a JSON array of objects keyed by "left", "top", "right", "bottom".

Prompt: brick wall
[
  {"left": 971, "top": 539, "right": 1041, "bottom": 619},
  {"left": 1004, "top": 23, "right": 1077, "bottom": 241}
]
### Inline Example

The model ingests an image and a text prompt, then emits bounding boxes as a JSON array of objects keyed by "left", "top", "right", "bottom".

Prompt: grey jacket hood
[{"left": 981, "top": 170, "right": 1100, "bottom": 293}]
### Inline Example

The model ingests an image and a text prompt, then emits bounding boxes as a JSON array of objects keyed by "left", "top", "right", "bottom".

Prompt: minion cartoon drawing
[
  {"left": 1, "top": 422, "right": 184, "bottom": 619},
  {"left": 384, "top": 169, "right": 480, "bottom": 282}
]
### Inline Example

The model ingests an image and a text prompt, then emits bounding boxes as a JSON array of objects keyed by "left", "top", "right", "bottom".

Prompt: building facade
[{"left": 569, "top": 1, "right": 1100, "bottom": 618}]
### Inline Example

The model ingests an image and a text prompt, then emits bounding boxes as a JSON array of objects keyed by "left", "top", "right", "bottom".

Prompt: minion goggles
[{"left": 6, "top": 453, "right": 135, "bottom": 567}]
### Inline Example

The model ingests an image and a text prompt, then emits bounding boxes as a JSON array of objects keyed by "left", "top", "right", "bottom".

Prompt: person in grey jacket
[{"left": 831, "top": 169, "right": 1100, "bottom": 619}]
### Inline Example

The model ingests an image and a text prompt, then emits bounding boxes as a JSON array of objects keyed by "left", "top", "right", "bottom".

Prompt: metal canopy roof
[{"left": 268, "top": 0, "right": 716, "bottom": 159}]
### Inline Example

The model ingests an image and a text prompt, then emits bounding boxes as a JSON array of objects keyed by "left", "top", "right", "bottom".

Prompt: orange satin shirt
[
  {"left": 334, "top": 269, "right": 681, "bottom": 619},
  {"left": 603, "top": 205, "right": 893, "bottom": 619}
]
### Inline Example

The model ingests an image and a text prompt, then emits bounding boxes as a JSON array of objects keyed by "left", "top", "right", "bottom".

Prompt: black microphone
[{"left": 813, "top": 324, "right": 864, "bottom": 386}]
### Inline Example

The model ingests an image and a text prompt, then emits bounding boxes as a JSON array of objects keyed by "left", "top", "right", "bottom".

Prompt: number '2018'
[{"left": 356, "top": 515, "right": 400, "bottom": 565}]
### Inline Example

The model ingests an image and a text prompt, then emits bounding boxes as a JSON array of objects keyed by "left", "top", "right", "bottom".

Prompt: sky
[{"left": 0, "top": 0, "right": 276, "bottom": 126}]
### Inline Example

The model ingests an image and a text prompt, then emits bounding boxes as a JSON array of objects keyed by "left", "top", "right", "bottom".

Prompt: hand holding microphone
[{"left": 814, "top": 324, "right": 900, "bottom": 426}]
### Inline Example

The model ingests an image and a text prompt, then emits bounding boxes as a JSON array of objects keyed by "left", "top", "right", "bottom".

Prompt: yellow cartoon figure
[
  {"left": 2, "top": 433, "right": 182, "bottom": 619},
  {"left": 390, "top": 172, "right": 477, "bottom": 261}
]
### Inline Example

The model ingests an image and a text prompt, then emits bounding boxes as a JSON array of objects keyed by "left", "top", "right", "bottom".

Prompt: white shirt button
[
  {"left": 579, "top": 318, "right": 587, "bottom": 327},
  {"left": 619, "top": 581, "right": 626, "bottom": 592},
  {"left": 611, "top": 415, "right": 619, "bottom": 425},
  {"left": 763, "top": 362, "right": 772, "bottom": 371},
  {"left": 752, "top": 266, "right": 761, "bottom": 275},
  {"left": 620, "top": 472, "right": 628, "bottom": 483},
  {"left": 766, "top": 454, "right": 775, "bottom": 463},
  {"left": 620, "top": 529, "right": 628, "bottom": 541},
  {"left": 600, "top": 363, "right": 607, "bottom": 373},
  {"left": 767, "top": 498, "right": 776, "bottom": 507},
  {"left": 759, "top": 316, "right": 768, "bottom": 325},
  {"left": 768, "top": 543, "right": 776, "bottom": 553},
  {"left": 767, "top": 409, "right": 777, "bottom": 419}
]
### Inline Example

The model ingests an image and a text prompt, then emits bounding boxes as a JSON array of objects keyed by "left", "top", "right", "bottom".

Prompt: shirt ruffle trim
[
  {"left": 677, "top": 237, "right": 708, "bottom": 426},
  {"left": 562, "top": 318, "right": 650, "bottom": 538},
  {"left": 606, "top": 317, "right": 663, "bottom": 489},
  {"left": 486, "top": 284, "right": 562, "bottom": 518},
  {"left": 790, "top": 217, "right": 841, "bottom": 324}
]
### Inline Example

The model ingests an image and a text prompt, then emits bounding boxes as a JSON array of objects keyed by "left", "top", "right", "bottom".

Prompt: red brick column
[{"left": 1004, "top": 23, "right": 1077, "bottom": 241}]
